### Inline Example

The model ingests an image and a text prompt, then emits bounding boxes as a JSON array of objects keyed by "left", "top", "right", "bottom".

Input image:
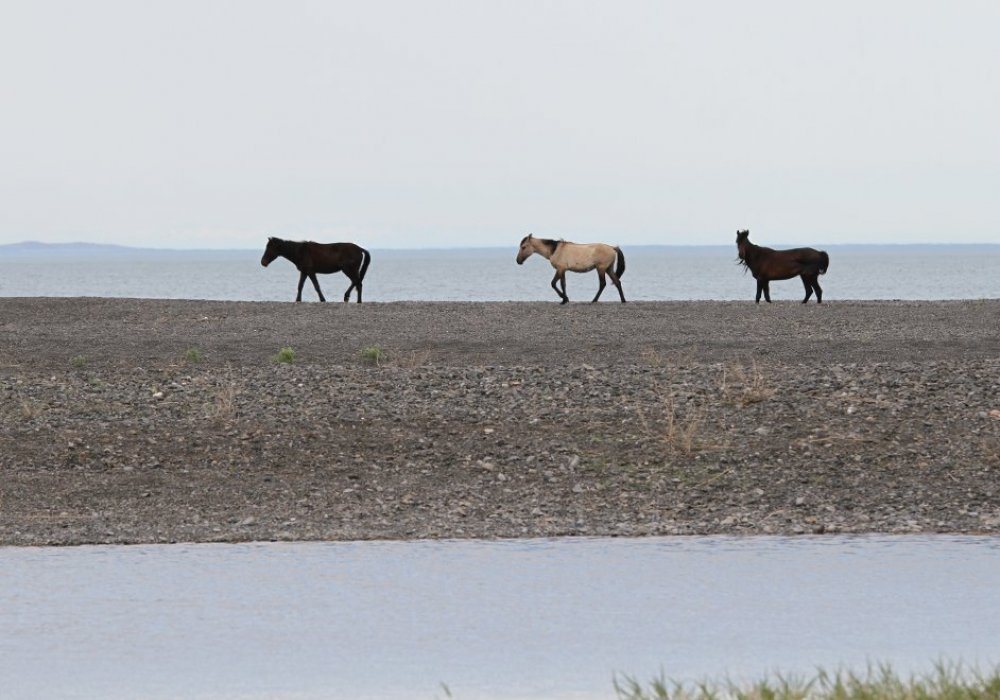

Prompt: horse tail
[
  {"left": 818, "top": 251, "right": 829, "bottom": 275},
  {"left": 614, "top": 247, "right": 626, "bottom": 278},
  {"left": 358, "top": 247, "right": 372, "bottom": 282}
]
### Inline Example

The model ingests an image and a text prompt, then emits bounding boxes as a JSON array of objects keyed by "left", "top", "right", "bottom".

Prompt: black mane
[{"left": 540, "top": 238, "right": 560, "bottom": 255}]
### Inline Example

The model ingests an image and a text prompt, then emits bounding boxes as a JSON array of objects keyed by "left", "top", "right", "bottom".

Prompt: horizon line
[{"left": 3, "top": 240, "right": 1000, "bottom": 253}]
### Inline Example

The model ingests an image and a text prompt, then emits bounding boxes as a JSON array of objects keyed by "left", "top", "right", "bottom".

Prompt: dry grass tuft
[
  {"left": 654, "top": 390, "right": 708, "bottom": 456},
  {"left": 391, "top": 349, "right": 433, "bottom": 368},
  {"left": 20, "top": 400, "right": 44, "bottom": 420},
  {"left": 719, "top": 359, "right": 774, "bottom": 406},
  {"left": 636, "top": 354, "right": 718, "bottom": 456},
  {"left": 209, "top": 382, "right": 239, "bottom": 422}
]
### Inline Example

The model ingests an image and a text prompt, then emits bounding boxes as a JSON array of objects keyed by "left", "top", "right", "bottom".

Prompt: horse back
[
  {"left": 302, "top": 242, "right": 366, "bottom": 273},
  {"left": 789, "top": 247, "right": 828, "bottom": 271},
  {"left": 760, "top": 246, "right": 826, "bottom": 279}
]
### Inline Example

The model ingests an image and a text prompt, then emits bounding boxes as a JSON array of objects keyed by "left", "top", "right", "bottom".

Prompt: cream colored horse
[{"left": 516, "top": 234, "right": 626, "bottom": 304}]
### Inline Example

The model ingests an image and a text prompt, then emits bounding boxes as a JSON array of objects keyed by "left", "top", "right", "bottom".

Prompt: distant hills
[
  {"left": 0, "top": 241, "right": 246, "bottom": 256},
  {"left": 0, "top": 241, "right": 152, "bottom": 255}
]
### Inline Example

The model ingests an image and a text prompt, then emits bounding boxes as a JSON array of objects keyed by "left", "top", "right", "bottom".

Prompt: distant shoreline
[{"left": 3, "top": 240, "right": 1000, "bottom": 255}]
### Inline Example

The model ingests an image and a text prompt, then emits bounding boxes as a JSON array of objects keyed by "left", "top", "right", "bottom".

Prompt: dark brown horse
[
  {"left": 261, "top": 237, "right": 371, "bottom": 302},
  {"left": 736, "top": 230, "right": 829, "bottom": 304}
]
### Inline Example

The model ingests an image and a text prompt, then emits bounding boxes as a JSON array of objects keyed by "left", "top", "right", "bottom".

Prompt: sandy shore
[{"left": 1, "top": 297, "right": 998, "bottom": 546}]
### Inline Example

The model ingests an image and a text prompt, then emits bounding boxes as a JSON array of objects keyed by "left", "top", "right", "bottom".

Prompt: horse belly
[{"left": 761, "top": 260, "right": 801, "bottom": 281}]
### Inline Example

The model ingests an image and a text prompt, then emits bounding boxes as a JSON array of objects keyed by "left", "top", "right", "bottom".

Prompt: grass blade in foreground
[{"left": 614, "top": 662, "right": 1000, "bottom": 700}]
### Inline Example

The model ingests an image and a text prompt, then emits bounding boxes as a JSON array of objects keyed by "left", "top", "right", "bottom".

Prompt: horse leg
[
  {"left": 801, "top": 275, "right": 813, "bottom": 304},
  {"left": 763, "top": 281, "right": 772, "bottom": 303},
  {"left": 342, "top": 271, "right": 355, "bottom": 302},
  {"left": 812, "top": 276, "right": 823, "bottom": 304},
  {"left": 309, "top": 273, "right": 326, "bottom": 302},
  {"left": 607, "top": 269, "right": 626, "bottom": 303},
  {"left": 591, "top": 270, "right": 607, "bottom": 303},
  {"left": 343, "top": 271, "right": 362, "bottom": 303},
  {"left": 550, "top": 271, "right": 564, "bottom": 302},
  {"left": 550, "top": 270, "right": 569, "bottom": 303},
  {"left": 755, "top": 279, "right": 763, "bottom": 304},
  {"left": 296, "top": 272, "right": 307, "bottom": 302}
]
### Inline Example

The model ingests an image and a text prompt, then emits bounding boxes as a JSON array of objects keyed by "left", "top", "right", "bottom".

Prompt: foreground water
[
  {"left": 2, "top": 535, "right": 998, "bottom": 700},
  {"left": 1, "top": 245, "right": 998, "bottom": 300}
]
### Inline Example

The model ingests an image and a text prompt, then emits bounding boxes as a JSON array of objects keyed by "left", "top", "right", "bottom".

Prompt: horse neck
[
  {"left": 276, "top": 239, "right": 305, "bottom": 263},
  {"left": 741, "top": 241, "right": 762, "bottom": 265},
  {"left": 534, "top": 238, "right": 560, "bottom": 260}
]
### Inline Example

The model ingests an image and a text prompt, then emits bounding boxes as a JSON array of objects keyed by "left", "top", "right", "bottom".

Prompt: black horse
[
  {"left": 261, "top": 237, "right": 371, "bottom": 302},
  {"left": 736, "top": 230, "right": 829, "bottom": 303}
]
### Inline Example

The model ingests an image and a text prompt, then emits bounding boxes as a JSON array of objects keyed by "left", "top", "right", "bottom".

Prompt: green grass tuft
[
  {"left": 272, "top": 347, "right": 296, "bottom": 364},
  {"left": 184, "top": 348, "right": 203, "bottom": 363},
  {"left": 614, "top": 663, "right": 1000, "bottom": 700},
  {"left": 359, "top": 345, "right": 387, "bottom": 365}
]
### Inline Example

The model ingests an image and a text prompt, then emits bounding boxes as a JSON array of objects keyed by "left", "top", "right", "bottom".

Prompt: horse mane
[
  {"left": 539, "top": 238, "right": 560, "bottom": 255},
  {"left": 736, "top": 232, "right": 752, "bottom": 272},
  {"left": 736, "top": 234, "right": 765, "bottom": 273}
]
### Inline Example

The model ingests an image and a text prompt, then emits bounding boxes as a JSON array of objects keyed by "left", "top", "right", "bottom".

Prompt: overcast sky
[{"left": 2, "top": 1, "right": 998, "bottom": 249}]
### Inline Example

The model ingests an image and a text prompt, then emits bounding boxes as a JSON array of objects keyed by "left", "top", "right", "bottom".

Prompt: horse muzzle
[{"left": 260, "top": 256, "right": 271, "bottom": 267}]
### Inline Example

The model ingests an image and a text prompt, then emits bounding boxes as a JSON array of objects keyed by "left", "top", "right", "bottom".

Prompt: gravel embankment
[{"left": 1, "top": 297, "right": 998, "bottom": 546}]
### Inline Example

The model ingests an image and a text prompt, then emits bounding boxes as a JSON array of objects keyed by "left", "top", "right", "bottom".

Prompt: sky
[{"left": 2, "top": 1, "right": 999, "bottom": 249}]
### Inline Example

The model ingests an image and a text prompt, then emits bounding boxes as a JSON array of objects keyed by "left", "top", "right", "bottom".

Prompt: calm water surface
[
  {"left": 2, "top": 535, "right": 999, "bottom": 700},
  {"left": 1, "top": 246, "right": 998, "bottom": 301}
]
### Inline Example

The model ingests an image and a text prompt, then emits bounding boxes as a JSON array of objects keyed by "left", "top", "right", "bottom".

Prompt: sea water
[
  {"left": 1, "top": 245, "right": 998, "bottom": 301},
  {"left": 2, "top": 535, "right": 999, "bottom": 700}
]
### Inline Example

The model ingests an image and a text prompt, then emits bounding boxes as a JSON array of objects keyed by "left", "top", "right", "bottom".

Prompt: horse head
[
  {"left": 261, "top": 236, "right": 281, "bottom": 267},
  {"left": 735, "top": 230, "right": 751, "bottom": 260},
  {"left": 516, "top": 234, "right": 534, "bottom": 265}
]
